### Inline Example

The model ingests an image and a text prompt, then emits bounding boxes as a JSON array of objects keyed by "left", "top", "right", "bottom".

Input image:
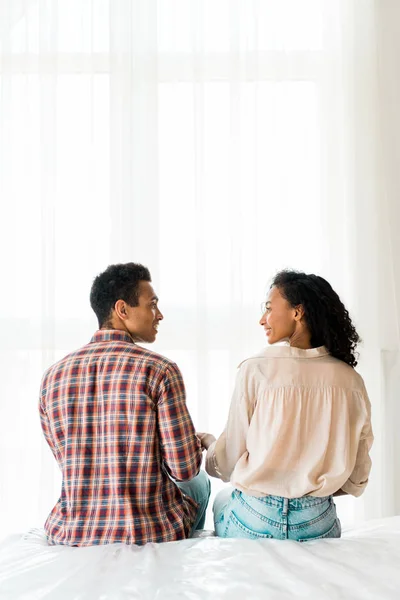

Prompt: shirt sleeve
[
  {"left": 341, "top": 387, "right": 374, "bottom": 497},
  {"left": 205, "top": 365, "right": 253, "bottom": 482},
  {"left": 39, "top": 377, "right": 62, "bottom": 465},
  {"left": 157, "top": 363, "right": 202, "bottom": 482}
]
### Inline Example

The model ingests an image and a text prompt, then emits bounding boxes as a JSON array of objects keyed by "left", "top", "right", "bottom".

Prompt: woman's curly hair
[{"left": 271, "top": 270, "right": 361, "bottom": 368}]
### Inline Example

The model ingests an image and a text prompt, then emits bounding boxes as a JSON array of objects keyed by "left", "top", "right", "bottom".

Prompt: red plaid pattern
[{"left": 39, "top": 329, "right": 202, "bottom": 546}]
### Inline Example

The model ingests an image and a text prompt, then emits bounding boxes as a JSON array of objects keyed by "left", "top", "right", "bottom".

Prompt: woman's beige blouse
[{"left": 206, "top": 345, "right": 373, "bottom": 498}]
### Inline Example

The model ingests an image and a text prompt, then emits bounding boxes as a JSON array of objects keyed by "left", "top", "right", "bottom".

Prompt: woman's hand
[{"left": 196, "top": 432, "right": 216, "bottom": 451}]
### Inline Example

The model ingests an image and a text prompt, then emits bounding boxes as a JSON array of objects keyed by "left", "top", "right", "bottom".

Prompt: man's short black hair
[{"left": 90, "top": 263, "right": 151, "bottom": 328}]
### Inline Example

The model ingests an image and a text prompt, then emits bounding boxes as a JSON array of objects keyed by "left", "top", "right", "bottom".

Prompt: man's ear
[{"left": 114, "top": 299, "right": 128, "bottom": 321}]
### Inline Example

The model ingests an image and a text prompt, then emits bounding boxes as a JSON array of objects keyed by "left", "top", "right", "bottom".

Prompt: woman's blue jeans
[{"left": 214, "top": 488, "right": 341, "bottom": 541}]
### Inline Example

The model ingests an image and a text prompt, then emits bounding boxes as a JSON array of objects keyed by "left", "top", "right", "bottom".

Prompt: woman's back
[
  {"left": 223, "top": 344, "right": 372, "bottom": 499},
  {"left": 203, "top": 269, "right": 373, "bottom": 540}
]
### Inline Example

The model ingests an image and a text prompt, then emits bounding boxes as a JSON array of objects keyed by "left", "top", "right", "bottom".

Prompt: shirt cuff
[
  {"left": 205, "top": 440, "right": 223, "bottom": 479},
  {"left": 341, "top": 477, "right": 368, "bottom": 497}
]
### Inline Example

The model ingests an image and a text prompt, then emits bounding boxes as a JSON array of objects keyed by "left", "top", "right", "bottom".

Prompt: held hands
[{"left": 196, "top": 432, "right": 216, "bottom": 451}]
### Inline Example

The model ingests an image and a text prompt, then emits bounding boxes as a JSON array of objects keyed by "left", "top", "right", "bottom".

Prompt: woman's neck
[{"left": 288, "top": 330, "right": 313, "bottom": 350}]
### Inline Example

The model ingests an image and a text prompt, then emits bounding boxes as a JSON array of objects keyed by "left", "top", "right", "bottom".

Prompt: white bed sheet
[{"left": 0, "top": 517, "right": 399, "bottom": 600}]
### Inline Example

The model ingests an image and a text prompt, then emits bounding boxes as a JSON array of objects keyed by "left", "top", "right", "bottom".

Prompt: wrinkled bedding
[{"left": 0, "top": 517, "right": 399, "bottom": 599}]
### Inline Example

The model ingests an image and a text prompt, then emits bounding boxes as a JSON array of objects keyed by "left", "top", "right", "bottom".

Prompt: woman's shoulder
[
  {"left": 236, "top": 345, "right": 290, "bottom": 381},
  {"left": 323, "top": 353, "right": 367, "bottom": 391},
  {"left": 237, "top": 343, "right": 329, "bottom": 368},
  {"left": 237, "top": 347, "right": 275, "bottom": 369},
  {"left": 237, "top": 345, "right": 367, "bottom": 394}
]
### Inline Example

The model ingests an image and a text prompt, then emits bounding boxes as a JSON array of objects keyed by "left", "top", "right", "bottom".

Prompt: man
[{"left": 39, "top": 262, "right": 210, "bottom": 546}]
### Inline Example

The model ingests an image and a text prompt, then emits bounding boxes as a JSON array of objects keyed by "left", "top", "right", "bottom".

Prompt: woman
[{"left": 199, "top": 270, "right": 373, "bottom": 541}]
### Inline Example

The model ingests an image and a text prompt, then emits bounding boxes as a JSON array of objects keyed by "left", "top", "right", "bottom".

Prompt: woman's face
[{"left": 259, "top": 286, "right": 298, "bottom": 344}]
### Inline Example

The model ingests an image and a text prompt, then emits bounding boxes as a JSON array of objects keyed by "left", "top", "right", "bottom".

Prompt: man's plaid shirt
[{"left": 39, "top": 329, "right": 202, "bottom": 546}]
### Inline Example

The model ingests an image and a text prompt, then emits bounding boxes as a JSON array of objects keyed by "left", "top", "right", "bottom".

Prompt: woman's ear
[{"left": 294, "top": 304, "right": 305, "bottom": 321}]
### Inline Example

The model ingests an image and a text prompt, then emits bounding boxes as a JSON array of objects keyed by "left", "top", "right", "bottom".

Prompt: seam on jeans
[
  {"left": 251, "top": 497, "right": 282, "bottom": 509},
  {"left": 233, "top": 491, "right": 335, "bottom": 531},
  {"left": 216, "top": 513, "right": 224, "bottom": 525},
  {"left": 289, "top": 496, "right": 332, "bottom": 509},
  {"left": 225, "top": 511, "right": 274, "bottom": 539},
  {"left": 239, "top": 493, "right": 332, "bottom": 510},
  {"left": 298, "top": 519, "right": 340, "bottom": 542},
  {"left": 289, "top": 502, "right": 335, "bottom": 532},
  {"left": 233, "top": 491, "right": 279, "bottom": 528}
]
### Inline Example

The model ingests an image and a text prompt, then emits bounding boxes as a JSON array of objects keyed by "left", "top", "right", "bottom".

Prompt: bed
[{"left": 0, "top": 516, "right": 399, "bottom": 599}]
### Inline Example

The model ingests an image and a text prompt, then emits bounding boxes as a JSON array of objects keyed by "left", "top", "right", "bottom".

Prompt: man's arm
[
  {"left": 38, "top": 378, "right": 62, "bottom": 464},
  {"left": 157, "top": 363, "right": 202, "bottom": 482}
]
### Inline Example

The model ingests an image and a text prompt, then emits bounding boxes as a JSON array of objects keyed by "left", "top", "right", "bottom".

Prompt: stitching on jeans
[
  {"left": 233, "top": 491, "right": 279, "bottom": 528},
  {"left": 238, "top": 491, "right": 332, "bottom": 510},
  {"left": 298, "top": 519, "right": 340, "bottom": 542},
  {"left": 233, "top": 490, "right": 336, "bottom": 532},
  {"left": 289, "top": 502, "right": 335, "bottom": 532},
  {"left": 224, "top": 511, "right": 273, "bottom": 539},
  {"left": 264, "top": 496, "right": 329, "bottom": 510},
  {"left": 288, "top": 497, "right": 331, "bottom": 509}
]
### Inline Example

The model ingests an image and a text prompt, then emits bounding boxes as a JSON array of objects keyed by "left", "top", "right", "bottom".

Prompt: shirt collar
[
  {"left": 90, "top": 329, "right": 135, "bottom": 344},
  {"left": 245, "top": 343, "right": 330, "bottom": 362}
]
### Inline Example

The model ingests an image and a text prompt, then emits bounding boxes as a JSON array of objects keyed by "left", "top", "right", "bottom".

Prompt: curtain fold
[{"left": 0, "top": 0, "right": 399, "bottom": 537}]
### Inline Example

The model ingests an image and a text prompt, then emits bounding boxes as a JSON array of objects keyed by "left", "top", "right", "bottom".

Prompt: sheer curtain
[{"left": 0, "top": 0, "right": 399, "bottom": 538}]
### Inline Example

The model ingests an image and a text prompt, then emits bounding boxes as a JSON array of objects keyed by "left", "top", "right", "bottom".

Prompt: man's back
[{"left": 39, "top": 329, "right": 202, "bottom": 546}]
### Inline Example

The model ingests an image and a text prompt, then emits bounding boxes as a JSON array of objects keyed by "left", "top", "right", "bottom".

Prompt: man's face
[{"left": 124, "top": 281, "right": 164, "bottom": 343}]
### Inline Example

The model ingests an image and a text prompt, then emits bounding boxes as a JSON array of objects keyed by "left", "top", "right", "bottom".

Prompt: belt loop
[{"left": 282, "top": 498, "right": 289, "bottom": 516}]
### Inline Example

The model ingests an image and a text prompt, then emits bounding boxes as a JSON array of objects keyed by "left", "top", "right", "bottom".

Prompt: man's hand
[{"left": 196, "top": 432, "right": 216, "bottom": 451}]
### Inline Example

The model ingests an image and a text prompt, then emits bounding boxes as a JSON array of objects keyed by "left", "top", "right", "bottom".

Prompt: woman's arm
[
  {"left": 332, "top": 489, "right": 348, "bottom": 497},
  {"left": 341, "top": 386, "right": 374, "bottom": 497},
  {"left": 205, "top": 364, "right": 254, "bottom": 481}
]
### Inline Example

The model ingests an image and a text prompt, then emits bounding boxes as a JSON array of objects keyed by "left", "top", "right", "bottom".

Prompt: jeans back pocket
[
  {"left": 298, "top": 518, "right": 341, "bottom": 542},
  {"left": 224, "top": 511, "right": 273, "bottom": 540}
]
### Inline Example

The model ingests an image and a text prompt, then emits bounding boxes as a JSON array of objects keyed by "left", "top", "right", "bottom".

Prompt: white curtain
[{"left": 0, "top": 0, "right": 399, "bottom": 538}]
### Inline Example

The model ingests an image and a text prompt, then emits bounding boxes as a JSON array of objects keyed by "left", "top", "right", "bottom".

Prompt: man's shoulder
[
  {"left": 41, "top": 344, "right": 91, "bottom": 385},
  {"left": 42, "top": 343, "right": 179, "bottom": 387},
  {"left": 132, "top": 345, "right": 179, "bottom": 373}
]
